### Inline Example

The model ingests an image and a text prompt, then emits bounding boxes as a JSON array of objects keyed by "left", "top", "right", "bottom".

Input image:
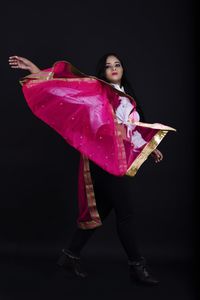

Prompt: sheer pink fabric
[{"left": 19, "top": 60, "right": 176, "bottom": 228}]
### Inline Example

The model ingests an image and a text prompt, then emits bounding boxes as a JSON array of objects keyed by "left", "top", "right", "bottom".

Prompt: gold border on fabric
[
  {"left": 126, "top": 130, "right": 168, "bottom": 177},
  {"left": 19, "top": 60, "right": 136, "bottom": 105},
  {"left": 77, "top": 154, "right": 102, "bottom": 230},
  {"left": 19, "top": 71, "right": 54, "bottom": 86},
  {"left": 113, "top": 120, "right": 128, "bottom": 174},
  {"left": 20, "top": 77, "right": 97, "bottom": 86}
]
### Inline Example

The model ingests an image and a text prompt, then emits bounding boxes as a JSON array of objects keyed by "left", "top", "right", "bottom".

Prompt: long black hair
[{"left": 95, "top": 52, "right": 145, "bottom": 122}]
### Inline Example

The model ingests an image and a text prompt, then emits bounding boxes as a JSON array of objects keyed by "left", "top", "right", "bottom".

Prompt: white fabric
[
  {"left": 111, "top": 83, "right": 146, "bottom": 151},
  {"left": 111, "top": 83, "right": 134, "bottom": 124}
]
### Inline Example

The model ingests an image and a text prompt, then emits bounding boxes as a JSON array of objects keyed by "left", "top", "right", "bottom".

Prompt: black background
[{"left": 0, "top": 0, "right": 197, "bottom": 299}]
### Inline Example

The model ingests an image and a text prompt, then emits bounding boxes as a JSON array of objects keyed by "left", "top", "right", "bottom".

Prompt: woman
[{"left": 9, "top": 53, "right": 174, "bottom": 286}]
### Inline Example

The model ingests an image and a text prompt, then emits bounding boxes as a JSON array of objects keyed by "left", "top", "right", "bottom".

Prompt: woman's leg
[
  {"left": 73, "top": 161, "right": 141, "bottom": 261},
  {"left": 75, "top": 161, "right": 141, "bottom": 261},
  {"left": 66, "top": 160, "right": 113, "bottom": 256},
  {"left": 66, "top": 162, "right": 141, "bottom": 261},
  {"left": 108, "top": 177, "right": 159, "bottom": 285},
  {"left": 109, "top": 175, "right": 142, "bottom": 261},
  {"left": 67, "top": 228, "right": 96, "bottom": 256},
  {"left": 115, "top": 213, "right": 141, "bottom": 261}
]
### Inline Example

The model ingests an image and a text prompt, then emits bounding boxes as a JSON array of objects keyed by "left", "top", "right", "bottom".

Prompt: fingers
[
  {"left": 10, "top": 65, "right": 20, "bottom": 68},
  {"left": 155, "top": 150, "right": 163, "bottom": 163},
  {"left": 9, "top": 55, "right": 18, "bottom": 58},
  {"left": 151, "top": 149, "right": 163, "bottom": 163},
  {"left": 9, "top": 55, "right": 21, "bottom": 60},
  {"left": 9, "top": 56, "right": 18, "bottom": 65},
  {"left": 8, "top": 56, "right": 23, "bottom": 64},
  {"left": 8, "top": 56, "right": 22, "bottom": 69},
  {"left": 155, "top": 158, "right": 161, "bottom": 163},
  {"left": 9, "top": 60, "right": 18, "bottom": 66},
  {"left": 9, "top": 61, "right": 19, "bottom": 68},
  {"left": 9, "top": 56, "right": 19, "bottom": 62}
]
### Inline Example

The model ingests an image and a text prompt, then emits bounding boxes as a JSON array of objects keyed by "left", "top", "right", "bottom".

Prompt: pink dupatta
[{"left": 19, "top": 60, "right": 176, "bottom": 229}]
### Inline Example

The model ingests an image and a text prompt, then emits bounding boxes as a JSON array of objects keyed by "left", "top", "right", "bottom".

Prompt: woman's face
[{"left": 104, "top": 55, "right": 123, "bottom": 85}]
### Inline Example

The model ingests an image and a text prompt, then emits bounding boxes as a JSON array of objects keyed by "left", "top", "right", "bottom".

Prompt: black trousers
[{"left": 67, "top": 160, "right": 141, "bottom": 261}]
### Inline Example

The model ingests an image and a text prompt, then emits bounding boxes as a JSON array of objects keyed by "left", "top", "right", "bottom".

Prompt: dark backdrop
[{"left": 0, "top": 0, "right": 197, "bottom": 299}]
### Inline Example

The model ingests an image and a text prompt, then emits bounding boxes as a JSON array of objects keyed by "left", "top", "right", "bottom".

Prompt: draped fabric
[{"left": 19, "top": 60, "right": 176, "bottom": 229}]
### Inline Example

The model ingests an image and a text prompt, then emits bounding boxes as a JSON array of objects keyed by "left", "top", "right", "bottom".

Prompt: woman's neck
[
  {"left": 111, "top": 81, "right": 121, "bottom": 87},
  {"left": 110, "top": 82, "right": 124, "bottom": 92}
]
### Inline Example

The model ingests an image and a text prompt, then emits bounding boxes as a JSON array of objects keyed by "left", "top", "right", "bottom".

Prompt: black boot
[
  {"left": 128, "top": 256, "right": 159, "bottom": 286},
  {"left": 57, "top": 248, "right": 88, "bottom": 278}
]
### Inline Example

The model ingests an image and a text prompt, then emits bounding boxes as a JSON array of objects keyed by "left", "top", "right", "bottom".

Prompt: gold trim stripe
[
  {"left": 113, "top": 119, "right": 127, "bottom": 174},
  {"left": 19, "top": 60, "right": 136, "bottom": 105},
  {"left": 126, "top": 130, "right": 168, "bottom": 176},
  {"left": 77, "top": 154, "right": 102, "bottom": 230}
]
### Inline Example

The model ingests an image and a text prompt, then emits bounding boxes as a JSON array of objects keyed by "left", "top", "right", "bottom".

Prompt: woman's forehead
[{"left": 106, "top": 55, "right": 120, "bottom": 63}]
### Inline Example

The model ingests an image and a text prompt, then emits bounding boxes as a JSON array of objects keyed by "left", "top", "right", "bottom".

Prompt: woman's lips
[{"left": 112, "top": 72, "right": 118, "bottom": 75}]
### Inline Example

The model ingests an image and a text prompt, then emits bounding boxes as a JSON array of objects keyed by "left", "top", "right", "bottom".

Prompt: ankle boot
[
  {"left": 128, "top": 256, "right": 159, "bottom": 286},
  {"left": 57, "top": 248, "right": 88, "bottom": 278}
]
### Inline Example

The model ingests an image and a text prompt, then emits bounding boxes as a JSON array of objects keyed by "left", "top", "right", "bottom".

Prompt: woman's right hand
[{"left": 8, "top": 55, "right": 40, "bottom": 73}]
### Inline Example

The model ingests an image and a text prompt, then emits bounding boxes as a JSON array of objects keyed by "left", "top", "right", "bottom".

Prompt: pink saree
[{"left": 19, "top": 60, "right": 176, "bottom": 229}]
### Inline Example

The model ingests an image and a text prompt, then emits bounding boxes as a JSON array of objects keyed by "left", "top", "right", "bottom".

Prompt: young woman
[{"left": 9, "top": 53, "right": 174, "bottom": 286}]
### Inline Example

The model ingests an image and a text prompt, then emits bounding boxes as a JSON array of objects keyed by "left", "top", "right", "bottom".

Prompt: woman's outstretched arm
[{"left": 8, "top": 55, "right": 41, "bottom": 74}]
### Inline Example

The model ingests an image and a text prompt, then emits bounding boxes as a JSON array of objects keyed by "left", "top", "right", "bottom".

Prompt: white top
[
  {"left": 110, "top": 83, "right": 146, "bottom": 150},
  {"left": 110, "top": 83, "right": 138, "bottom": 124}
]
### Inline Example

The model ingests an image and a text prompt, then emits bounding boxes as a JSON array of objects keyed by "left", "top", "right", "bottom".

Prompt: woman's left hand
[{"left": 151, "top": 148, "right": 163, "bottom": 163}]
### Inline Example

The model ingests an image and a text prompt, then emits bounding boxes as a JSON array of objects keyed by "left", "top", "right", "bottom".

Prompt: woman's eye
[{"left": 105, "top": 64, "right": 121, "bottom": 69}]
